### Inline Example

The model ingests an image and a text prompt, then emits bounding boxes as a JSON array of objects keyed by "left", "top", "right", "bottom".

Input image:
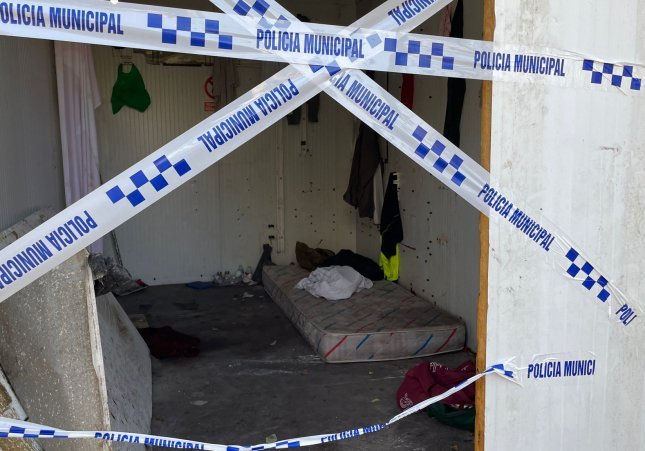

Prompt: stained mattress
[{"left": 263, "top": 265, "right": 466, "bottom": 363}]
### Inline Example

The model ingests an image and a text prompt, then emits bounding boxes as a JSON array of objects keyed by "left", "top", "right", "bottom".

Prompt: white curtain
[{"left": 54, "top": 41, "right": 103, "bottom": 253}]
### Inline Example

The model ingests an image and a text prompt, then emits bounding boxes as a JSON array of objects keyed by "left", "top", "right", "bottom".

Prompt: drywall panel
[
  {"left": 485, "top": 1, "right": 645, "bottom": 449},
  {"left": 355, "top": 1, "right": 484, "bottom": 350},
  {"left": 93, "top": 0, "right": 358, "bottom": 283},
  {"left": 0, "top": 36, "right": 65, "bottom": 231}
]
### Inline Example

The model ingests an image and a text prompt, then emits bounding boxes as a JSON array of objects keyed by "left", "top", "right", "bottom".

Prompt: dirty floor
[{"left": 119, "top": 284, "right": 475, "bottom": 451}]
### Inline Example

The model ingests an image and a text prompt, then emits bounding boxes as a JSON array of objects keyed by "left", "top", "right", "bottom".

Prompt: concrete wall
[
  {"left": 485, "top": 0, "right": 645, "bottom": 449},
  {"left": 0, "top": 36, "right": 65, "bottom": 231},
  {"left": 0, "top": 211, "right": 109, "bottom": 451},
  {"left": 355, "top": 0, "right": 484, "bottom": 350},
  {"left": 93, "top": 0, "right": 359, "bottom": 285},
  {"left": 0, "top": 211, "right": 152, "bottom": 450}
]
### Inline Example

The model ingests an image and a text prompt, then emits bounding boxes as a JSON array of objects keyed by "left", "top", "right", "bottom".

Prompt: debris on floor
[
  {"left": 117, "top": 284, "right": 475, "bottom": 450},
  {"left": 138, "top": 326, "right": 200, "bottom": 359},
  {"left": 186, "top": 281, "right": 216, "bottom": 290},
  {"left": 89, "top": 253, "right": 148, "bottom": 296},
  {"left": 128, "top": 313, "right": 150, "bottom": 329}
]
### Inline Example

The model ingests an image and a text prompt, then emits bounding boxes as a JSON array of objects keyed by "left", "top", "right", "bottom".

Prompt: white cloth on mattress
[{"left": 295, "top": 266, "right": 373, "bottom": 300}]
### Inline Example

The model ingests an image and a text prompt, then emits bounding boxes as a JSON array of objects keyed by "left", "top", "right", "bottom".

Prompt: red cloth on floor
[
  {"left": 396, "top": 360, "right": 476, "bottom": 410},
  {"left": 401, "top": 74, "right": 415, "bottom": 109}
]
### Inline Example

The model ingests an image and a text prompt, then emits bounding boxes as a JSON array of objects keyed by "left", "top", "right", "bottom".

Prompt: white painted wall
[
  {"left": 355, "top": 1, "right": 484, "bottom": 350},
  {"left": 485, "top": 1, "right": 645, "bottom": 449},
  {"left": 94, "top": 0, "right": 358, "bottom": 284},
  {"left": 0, "top": 37, "right": 65, "bottom": 231}
]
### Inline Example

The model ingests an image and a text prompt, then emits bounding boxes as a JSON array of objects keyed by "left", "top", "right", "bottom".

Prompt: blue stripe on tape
[
  {"left": 565, "top": 247, "right": 611, "bottom": 302},
  {"left": 106, "top": 156, "right": 193, "bottom": 208},
  {"left": 0, "top": 365, "right": 513, "bottom": 448},
  {"left": 234, "top": 0, "right": 251, "bottom": 15},
  {"left": 384, "top": 39, "right": 454, "bottom": 71},
  {"left": 412, "top": 128, "right": 466, "bottom": 187},
  {"left": 146, "top": 14, "right": 233, "bottom": 50},
  {"left": 582, "top": 59, "right": 642, "bottom": 91}
]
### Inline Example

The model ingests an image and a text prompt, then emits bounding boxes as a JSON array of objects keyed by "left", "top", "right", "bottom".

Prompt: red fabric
[
  {"left": 396, "top": 360, "right": 476, "bottom": 410},
  {"left": 401, "top": 74, "right": 415, "bottom": 109}
]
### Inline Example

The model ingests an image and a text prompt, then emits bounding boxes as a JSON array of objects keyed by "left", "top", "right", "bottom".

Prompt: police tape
[
  {"left": 0, "top": 363, "right": 517, "bottom": 450},
  {"left": 0, "top": 0, "right": 641, "bottom": 335},
  {"left": 210, "top": 0, "right": 643, "bottom": 329},
  {"left": 0, "top": 0, "right": 443, "bottom": 296},
  {"left": 0, "top": 0, "right": 642, "bottom": 95}
]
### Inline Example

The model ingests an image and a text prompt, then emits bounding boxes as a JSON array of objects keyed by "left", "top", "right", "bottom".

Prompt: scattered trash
[
  {"left": 269, "top": 340, "right": 277, "bottom": 346},
  {"left": 186, "top": 281, "right": 215, "bottom": 290},
  {"left": 138, "top": 326, "right": 200, "bottom": 359},
  {"left": 214, "top": 265, "right": 259, "bottom": 286},
  {"left": 90, "top": 253, "right": 148, "bottom": 296},
  {"left": 371, "top": 398, "right": 380, "bottom": 403},
  {"left": 242, "top": 292, "right": 255, "bottom": 299},
  {"left": 128, "top": 314, "right": 149, "bottom": 329},
  {"left": 243, "top": 266, "right": 255, "bottom": 284},
  {"left": 190, "top": 400, "right": 208, "bottom": 407},
  {"left": 265, "top": 434, "right": 277, "bottom": 444}
]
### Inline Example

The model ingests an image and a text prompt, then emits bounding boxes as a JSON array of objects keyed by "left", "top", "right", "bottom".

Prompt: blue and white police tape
[
  {"left": 212, "top": 0, "right": 643, "bottom": 329},
  {"left": 0, "top": 363, "right": 517, "bottom": 449},
  {"left": 0, "top": 0, "right": 640, "bottom": 335},
  {"left": 0, "top": 0, "right": 441, "bottom": 298},
  {"left": 0, "top": 0, "right": 641, "bottom": 95}
]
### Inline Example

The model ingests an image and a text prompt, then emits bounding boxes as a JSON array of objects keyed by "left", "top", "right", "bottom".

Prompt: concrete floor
[{"left": 119, "top": 284, "right": 475, "bottom": 450}]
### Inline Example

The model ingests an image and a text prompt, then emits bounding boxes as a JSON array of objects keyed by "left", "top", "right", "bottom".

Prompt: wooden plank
[{"left": 475, "top": 0, "right": 495, "bottom": 450}]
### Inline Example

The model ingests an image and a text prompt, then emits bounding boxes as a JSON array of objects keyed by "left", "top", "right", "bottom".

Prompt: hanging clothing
[
  {"left": 343, "top": 122, "right": 381, "bottom": 218},
  {"left": 54, "top": 41, "right": 103, "bottom": 253},
  {"left": 111, "top": 63, "right": 151, "bottom": 114},
  {"left": 401, "top": 74, "right": 415, "bottom": 109},
  {"left": 443, "top": 0, "right": 466, "bottom": 147},
  {"left": 372, "top": 164, "right": 384, "bottom": 226},
  {"left": 286, "top": 94, "right": 320, "bottom": 124},
  {"left": 287, "top": 14, "right": 320, "bottom": 124},
  {"left": 440, "top": 2, "right": 457, "bottom": 37},
  {"left": 379, "top": 173, "right": 403, "bottom": 281}
]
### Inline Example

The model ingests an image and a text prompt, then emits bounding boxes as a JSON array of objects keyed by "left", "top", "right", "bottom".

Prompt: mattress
[{"left": 263, "top": 265, "right": 466, "bottom": 363}]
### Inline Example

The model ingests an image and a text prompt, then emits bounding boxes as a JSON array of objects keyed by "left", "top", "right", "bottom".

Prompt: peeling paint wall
[
  {"left": 0, "top": 37, "right": 65, "bottom": 231},
  {"left": 93, "top": 0, "right": 358, "bottom": 284},
  {"left": 355, "top": 1, "right": 484, "bottom": 350}
]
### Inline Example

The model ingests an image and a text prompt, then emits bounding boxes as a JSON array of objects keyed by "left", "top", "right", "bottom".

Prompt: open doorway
[{"left": 88, "top": 0, "right": 487, "bottom": 448}]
